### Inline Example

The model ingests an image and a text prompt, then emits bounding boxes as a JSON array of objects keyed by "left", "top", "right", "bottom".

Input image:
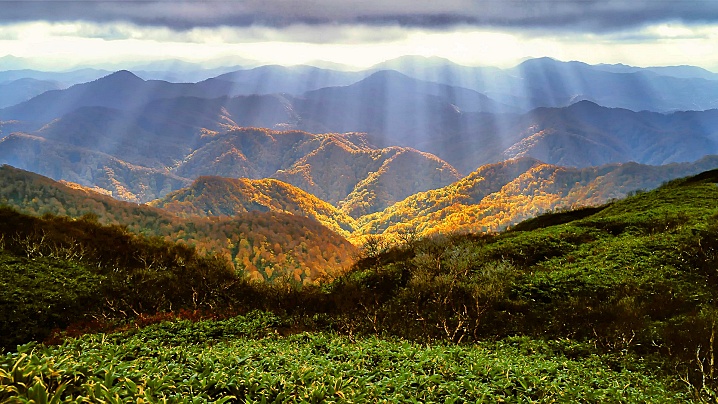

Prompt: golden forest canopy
[
  {"left": 0, "top": 165, "right": 356, "bottom": 283},
  {"left": 358, "top": 155, "right": 718, "bottom": 240},
  {"left": 150, "top": 176, "right": 357, "bottom": 237}
]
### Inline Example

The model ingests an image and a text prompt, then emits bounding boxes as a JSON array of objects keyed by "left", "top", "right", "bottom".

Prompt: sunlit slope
[
  {"left": 0, "top": 165, "right": 357, "bottom": 282},
  {"left": 150, "top": 176, "right": 357, "bottom": 237},
  {"left": 273, "top": 140, "right": 460, "bottom": 217},
  {"left": 337, "top": 146, "right": 461, "bottom": 217},
  {"left": 177, "top": 128, "right": 461, "bottom": 216},
  {"left": 360, "top": 155, "right": 718, "bottom": 238}
]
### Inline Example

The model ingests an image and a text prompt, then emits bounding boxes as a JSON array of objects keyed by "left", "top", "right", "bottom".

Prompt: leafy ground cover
[
  {"left": 4, "top": 170, "right": 718, "bottom": 401},
  {"left": 0, "top": 312, "right": 692, "bottom": 403}
]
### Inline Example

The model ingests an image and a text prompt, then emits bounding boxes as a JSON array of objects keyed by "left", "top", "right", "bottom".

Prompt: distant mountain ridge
[
  {"left": 2, "top": 57, "right": 718, "bottom": 212},
  {"left": 373, "top": 56, "right": 718, "bottom": 112},
  {"left": 0, "top": 78, "right": 63, "bottom": 109}
]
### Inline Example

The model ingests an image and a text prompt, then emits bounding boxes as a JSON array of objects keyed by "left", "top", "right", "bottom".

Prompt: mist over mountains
[{"left": 2, "top": 55, "right": 718, "bottom": 245}]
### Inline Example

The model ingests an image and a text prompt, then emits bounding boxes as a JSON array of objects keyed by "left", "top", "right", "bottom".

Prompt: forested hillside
[
  {"left": 0, "top": 165, "right": 357, "bottom": 283},
  {"left": 359, "top": 155, "right": 718, "bottom": 240},
  {"left": 149, "top": 176, "right": 357, "bottom": 237}
]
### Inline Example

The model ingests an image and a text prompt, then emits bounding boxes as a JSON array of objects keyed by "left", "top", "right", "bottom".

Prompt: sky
[{"left": 2, "top": 1, "right": 718, "bottom": 71}]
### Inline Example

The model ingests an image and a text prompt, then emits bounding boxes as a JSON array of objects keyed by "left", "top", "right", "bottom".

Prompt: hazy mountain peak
[
  {"left": 566, "top": 99, "right": 602, "bottom": 109},
  {"left": 514, "top": 56, "right": 560, "bottom": 68},
  {"left": 100, "top": 70, "right": 144, "bottom": 82},
  {"left": 513, "top": 57, "right": 594, "bottom": 72}
]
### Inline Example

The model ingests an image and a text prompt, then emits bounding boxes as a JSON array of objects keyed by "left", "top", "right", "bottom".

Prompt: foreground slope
[
  {"left": 1, "top": 318, "right": 690, "bottom": 402},
  {"left": 5, "top": 169, "right": 718, "bottom": 401}
]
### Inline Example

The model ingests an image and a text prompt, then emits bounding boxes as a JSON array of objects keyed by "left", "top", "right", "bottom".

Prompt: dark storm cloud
[{"left": 1, "top": 0, "right": 717, "bottom": 32}]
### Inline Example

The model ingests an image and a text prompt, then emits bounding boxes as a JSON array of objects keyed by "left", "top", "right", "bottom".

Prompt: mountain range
[
  {"left": 376, "top": 56, "right": 718, "bottom": 112},
  {"left": 5, "top": 148, "right": 718, "bottom": 241},
  {"left": 2, "top": 56, "right": 718, "bottom": 267},
  {"left": 0, "top": 125, "right": 461, "bottom": 213},
  {"left": 2, "top": 58, "right": 718, "bottom": 180}
]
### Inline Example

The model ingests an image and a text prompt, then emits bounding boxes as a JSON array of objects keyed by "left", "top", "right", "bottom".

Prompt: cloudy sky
[{"left": 2, "top": 0, "right": 718, "bottom": 70}]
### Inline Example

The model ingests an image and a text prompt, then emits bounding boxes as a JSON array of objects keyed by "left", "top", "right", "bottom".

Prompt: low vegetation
[
  {"left": 1, "top": 313, "right": 690, "bottom": 402},
  {"left": 4, "top": 169, "right": 718, "bottom": 400}
]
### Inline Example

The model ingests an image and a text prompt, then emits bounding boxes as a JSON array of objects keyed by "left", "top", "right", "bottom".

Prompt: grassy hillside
[
  {"left": 1, "top": 315, "right": 690, "bottom": 402},
  {"left": 5, "top": 169, "right": 718, "bottom": 400}
]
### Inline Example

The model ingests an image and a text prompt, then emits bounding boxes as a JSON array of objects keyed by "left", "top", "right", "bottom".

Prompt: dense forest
[
  {"left": 149, "top": 176, "right": 357, "bottom": 237},
  {"left": 358, "top": 155, "right": 718, "bottom": 240},
  {"left": 0, "top": 165, "right": 357, "bottom": 283}
]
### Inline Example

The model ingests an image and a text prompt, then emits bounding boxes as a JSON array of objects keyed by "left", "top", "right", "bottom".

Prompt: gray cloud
[
  {"left": 1, "top": 0, "right": 718, "bottom": 33},
  {"left": 90, "top": 23, "right": 411, "bottom": 44}
]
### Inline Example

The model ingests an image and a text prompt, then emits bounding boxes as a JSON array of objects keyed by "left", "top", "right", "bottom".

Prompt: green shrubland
[
  {"left": 4, "top": 170, "right": 718, "bottom": 400},
  {"left": 0, "top": 313, "right": 690, "bottom": 402}
]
